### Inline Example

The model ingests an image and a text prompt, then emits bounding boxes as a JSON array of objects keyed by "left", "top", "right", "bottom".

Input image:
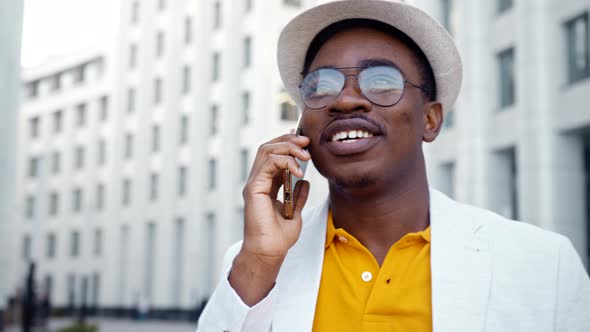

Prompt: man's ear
[{"left": 423, "top": 102, "right": 443, "bottom": 143}]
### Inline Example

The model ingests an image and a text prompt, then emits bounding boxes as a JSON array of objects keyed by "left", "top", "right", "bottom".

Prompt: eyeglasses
[{"left": 299, "top": 65, "right": 431, "bottom": 110}]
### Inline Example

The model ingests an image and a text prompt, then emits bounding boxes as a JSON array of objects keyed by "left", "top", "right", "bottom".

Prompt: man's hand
[{"left": 229, "top": 133, "right": 311, "bottom": 306}]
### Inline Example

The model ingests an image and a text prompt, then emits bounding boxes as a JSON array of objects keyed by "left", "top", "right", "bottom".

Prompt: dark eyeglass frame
[{"left": 299, "top": 65, "right": 432, "bottom": 110}]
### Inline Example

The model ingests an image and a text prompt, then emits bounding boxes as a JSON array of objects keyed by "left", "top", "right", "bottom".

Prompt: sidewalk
[{"left": 5, "top": 318, "right": 196, "bottom": 332}]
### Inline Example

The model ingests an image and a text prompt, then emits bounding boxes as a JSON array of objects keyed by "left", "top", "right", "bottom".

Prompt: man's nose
[{"left": 328, "top": 75, "right": 372, "bottom": 113}]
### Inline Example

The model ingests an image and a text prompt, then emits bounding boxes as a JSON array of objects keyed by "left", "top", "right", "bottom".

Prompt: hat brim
[{"left": 277, "top": 0, "right": 462, "bottom": 113}]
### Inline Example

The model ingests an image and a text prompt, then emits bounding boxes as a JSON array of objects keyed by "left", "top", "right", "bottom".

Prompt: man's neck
[{"left": 329, "top": 169, "right": 430, "bottom": 266}]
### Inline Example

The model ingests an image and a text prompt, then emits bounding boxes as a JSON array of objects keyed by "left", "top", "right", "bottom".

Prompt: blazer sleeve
[
  {"left": 554, "top": 238, "right": 590, "bottom": 331},
  {"left": 196, "top": 242, "right": 276, "bottom": 332}
]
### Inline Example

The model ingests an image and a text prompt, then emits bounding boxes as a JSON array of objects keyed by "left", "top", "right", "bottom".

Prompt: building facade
[{"left": 412, "top": 0, "right": 590, "bottom": 268}]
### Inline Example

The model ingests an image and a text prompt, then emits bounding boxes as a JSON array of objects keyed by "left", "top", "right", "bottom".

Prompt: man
[{"left": 197, "top": 1, "right": 590, "bottom": 331}]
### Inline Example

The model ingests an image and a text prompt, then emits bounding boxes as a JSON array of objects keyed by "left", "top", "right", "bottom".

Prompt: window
[
  {"left": 94, "top": 229, "right": 103, "bottom": 256},
  {"left": 47, "top": 233, "right": 56, "bottom": 259},
  {"left": 565, "top": 13, "right": 589, "bottom": 84},
  {"left": 30, "top": 117, "right": 40, "bottom": 139},
  {"left": 91, "top": 272, "right": 101, "bottom": 307},
  {"left": 497, "top": 47, "right": 515, "bottom": 108},
  {"left": 182, "top": 66, "right": 191, "bottom": 94},
  {"left": 131, "top": 1, "right": 140, "bottom": 24},
  {"left": 23, "top": 235, "right": 32, "bottom": 260},
  {"left": 122, "top": 179, "right": 132, "bottom": 206},
  {"left": 242, "top": 91, "right": 250, "bottom": 125},
  {"left": 240, "top": 149, "right": 249, "bottom": 181},
  {"left": 208, "top": 159, "right": 217, "bottom": 190},
  {"left": 497, "top": 0, "right": 513, "bottom": 14},
  {"left": 51, "top": 151, "right": 60, "bottom": 174},
  {"left": 74, "top": 65, "right": 86, "bottom": 84},
  {"left": 154, "top": 78, "right": 163, "bottom": 104},
  {"left": 127, "top": 88, "right": 136, "bottom": 113},
  {"left": 438, "top": 162, "right": 456, "bottom": 199},
  {"left": 243, "top": 36, "right": 252, "bottom": 68},
  {"left": 210, "top": 105, "right": 218, "bottom": 135},
  {"left": 178, "top": 166, "right": 187, "bottom": 196},
  {"left": 124, "top": 133, "right": 133, "bottom": 159},
  {"left": 158, "top": 0, "right": 165, "bottom": 10},
  {"left": 129, "top": 44, "right": 137, "bottom": 69},
  {"left": 144, "top": 222, "right": 156, "bottom": 301},
  {"left": 72, "top": 187, "right": 83, "bottom": 213},
  {"left": 99, "top": 96, "right": 109, "bottom": 121},
  {"left": 28, "top": 81, "right": 39, "bottom": 99},
  {"left": 180, "top": 115, "right": 189, "bottom": 144},
  {"left": 184, "top": 17, "right": 192, "bottom": 44},
  {"left": 98, "top": 139, "right": 107, "bottom": 166},
  {"left": 51, "top": 74, "right": 62, "bottom": 92},
  {"left": 245, "top": 0, "right": 253, "bottom": 12},
  {"left": 96, "top": 184, "right": 104, "bottom": 210},
  {"left": 280, "top": 101, "right": 298, "bottom": 121},
  {"left": 204, "top": 213, "right": 216, "bottom": 291},
  {"left": 25, "top": 195, "right": 35, "bottom": 219},
  {"left": 70, "top": 231, "right": 80, "bottom": 257},
  {"left": 149, "top": 173, "right": 159, "bottom": 201},
  {"left": 29, "top": 157, "right": 39, "bottom": 178},
  {"left": 212, "top": 53, "right": 221, "bottom": 82},
  {"left": 152, "top": 125, "right": 160, "bottom": 152},
  {"left": 171, "top": 218, "right": 185, "bottom": 305},
  {"left": 283, "top": 0, "right": 301, "bottom": 7},
  {"left": 53, "top": 110, "right": 63, "bottom": 133},
  {"left": 156, "top": 31, "right": 165, "bottom": 57},
  {"left": 49, "top": 192, "right": 59, "bottom": 216},
  {"left": 441, "top": 0, "right": 453, "bottom": 35},
  {"left": 76, "top": 103, "right": 87, "bottom": 127},
  {"left": 75, "top": 146, "right": 85, "bottom": 169},
  {"left": 214, "top": 1, "right": 222, "bottom": 29}
]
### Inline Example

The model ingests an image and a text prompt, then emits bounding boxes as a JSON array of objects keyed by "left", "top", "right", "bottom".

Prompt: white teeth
[{"left": 331, "top": 130, "right": 374, "bottom": 142}]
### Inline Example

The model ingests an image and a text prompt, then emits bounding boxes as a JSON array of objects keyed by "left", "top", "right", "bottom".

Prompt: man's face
[{"left": 301, "top": 27, "right": 441, "bottom": 192}]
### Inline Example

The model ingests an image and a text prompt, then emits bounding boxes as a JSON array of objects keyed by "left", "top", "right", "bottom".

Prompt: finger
[
  {"left": 264, "top": 133, "right": 310, "bottom": 146},
  {"left": 246, "top": 155, "right": 303, "bottom": 197},
  {"left": 268, "top": 171, "right": 284, "bottom": 199},
  {"left": 292, "top": 180, "right": 310, "bottom": 219}
]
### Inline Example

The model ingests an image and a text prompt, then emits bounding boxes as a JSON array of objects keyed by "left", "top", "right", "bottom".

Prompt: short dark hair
[{"left": 302, "top": 19, "right": 436, "bottom": 101}]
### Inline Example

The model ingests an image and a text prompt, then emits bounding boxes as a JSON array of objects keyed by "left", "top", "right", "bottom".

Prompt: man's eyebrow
[{"left": 358, "top": 58, "right": 401, "bottom": 70}]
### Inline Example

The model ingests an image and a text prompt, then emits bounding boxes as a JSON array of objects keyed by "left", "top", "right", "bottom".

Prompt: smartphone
[{"left": 283, "top": 115, "right": 308, "bottom": 219}]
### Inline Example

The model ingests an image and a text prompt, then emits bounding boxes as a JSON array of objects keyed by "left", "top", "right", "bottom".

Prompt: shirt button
[
  {"left": 361, "top": 271, "right": 373, "bottom": 282},
  {"left": 338, "top": 236, "right": 348, "bottom": 243}
]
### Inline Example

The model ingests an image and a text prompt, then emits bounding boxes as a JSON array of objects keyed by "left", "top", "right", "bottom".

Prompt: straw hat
[{"left": 277, "top": 0, "right": 462, "bottom": 112}]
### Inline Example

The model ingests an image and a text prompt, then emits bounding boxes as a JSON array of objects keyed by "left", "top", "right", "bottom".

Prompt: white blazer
[{"left": 197, "top": 189, "right": 590, "bottom": 332}]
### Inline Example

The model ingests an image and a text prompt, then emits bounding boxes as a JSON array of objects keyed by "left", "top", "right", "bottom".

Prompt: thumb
[{"left": 292, "top": 180, "right": 310, "bottom": 219}]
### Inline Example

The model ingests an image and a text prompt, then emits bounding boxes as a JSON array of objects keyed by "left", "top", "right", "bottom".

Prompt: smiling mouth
[{"left": 331, "top": 130, "right": 374, "bottom": 143}]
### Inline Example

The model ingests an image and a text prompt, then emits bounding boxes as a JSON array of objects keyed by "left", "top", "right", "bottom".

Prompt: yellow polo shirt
[{"left": 312, "top": 211, "right": 432, "bottom": 332}]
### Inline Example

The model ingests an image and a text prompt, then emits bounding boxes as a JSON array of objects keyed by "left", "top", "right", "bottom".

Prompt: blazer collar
[{"left": 273, "top": 189, "right": 491, "bottom": 332}]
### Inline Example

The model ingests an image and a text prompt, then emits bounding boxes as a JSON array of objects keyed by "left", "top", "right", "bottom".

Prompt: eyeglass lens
[{"left": 300, "top": 66, "right": 404, "bottom": 109}]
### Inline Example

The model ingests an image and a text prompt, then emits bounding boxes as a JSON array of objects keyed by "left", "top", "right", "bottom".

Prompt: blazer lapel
[
  {"left": 430, "top": 189, "right": 491, "bottom": 332},
  {"left": 272, "top": 198, "right": 330, "bottom": 332}
]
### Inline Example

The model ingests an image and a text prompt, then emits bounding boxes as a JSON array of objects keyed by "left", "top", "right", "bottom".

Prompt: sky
[{"left": 21, "top": 0, "right": 119, "bottom": 68}]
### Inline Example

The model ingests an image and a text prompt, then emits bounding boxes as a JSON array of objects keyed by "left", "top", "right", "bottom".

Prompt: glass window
[
  {"left": 180, "top": 115, "right": 189, "bottom": 144},
  {"left": 441, "top": 0, "right": 453, "bottom": 35},
  {"left": 212, "top": 53, "right": 221, "bottom": 82},
  {"left": 27, "top": 81, "right": 39, "bottom": 99},
  {"left": 444, "top": 108, "right": 455, "bottom": 129},
  {"left": 244, "top": 36, "right": 252, "bottom": 68},
  {"left": 51, "top": 74, "right": 62, "bottom": 92},
  {"left": 210, "top": 105, "right": 218, "bottom": 135},
  {"left": 283, "top": 0, "right": 302, "bottom": 7},
  {"left": 30, "top": 117, "right": 40, "bottom": 139},
  {"left": 99, "top": 96, "right": 109, "bottom": 121},
  {"left": 158, "top": 0, "right": 165, "bottom": 11},
  {"left": 154, "top": 78, "right": 163, "bottom": 104},
  {"left": 240, "top": 149, "right": 249, "bottom": 181},
  {"left": 29, "top": 157, "right": 39, "bottom": 178},
  {"left": 74, "top": 65, "right": 86, "bottom": 84},
  {"left": 127, "top": 88, "right": 135, "bottom": 113},
  {"left": 565, "top": 12, "right": 589, "bottom": 84},
  {"left": 75, "top": 146, "right": 85, "bottom": 169},
  {"left": 23, "top": 235, "right": 32, "bottom": 260},
  {"left": 156, "top": 31, "right": 165, "bottom": 57},
  {"left": 72, "top": 187, "right": 83, "bottom": 213},
  {"left": 51, "top": 151, "right": 60, "bottom": 174},
  {"left": 144, "top": 222, "right": 156, "bottom": 301},
  {"left": 497, "top": 0, "right": 513, "bottom": 14},
  {"left": 49, "top": 192, "right": 59, "bottom": 216},
  {"left": 94, "top": 229, "right": 103, "bottom": 256},
  {"left": 178, "top": 166, "right": 187, "bottom": 196},
  {"left": 122, "top": 179, "right": 132, "bottom": 206},
  {"left": 53, "top": 110, "right": 63, "bottom": 133},
  {"left": 129, "top": 44, "right": 137, "bottom": 69},
  {"left": 96, "top": 184, "right": 104, "bottom": 211},
  {"left": 152, "top": 125, "right": 160, "bottom": 152},
  {"left": 70, "top": 231, "right": 80, "bottom": 257},
  {"left": 47, "top": 233, "right": 57, "bottom": 259},
  {"left": 76, "top": 103, "right": 87, "bottom": 127},
  {"left": 125, "top": 133, "right": 133, "bottom": 159},
  {"left": 280, "top": 101, "right": 298, "bottom": 121},
  {"left": 245, "top": 0, "right": 253, "bottom": 12},
  {"left": 98, "top": 139, "right": 107, "bottom": 165},
  {"left": 182, "top": 66, "right": 191, "bottom": 94},
  {"left": 497, "top": 47, "right": 515, "bottom": 108},
  {"left": 184, "top": 17, "right": 192, "bottom": 45},
  {"left": 150, "top": 173, "right": 159, "bottom": 201},
  {"left": 242, "top": 91, "right": 250, "bottom": 125},
  {"left": 214, "top": 1, "right": 222, "bottom": 29},
  {"left": 208, "top": 159, "right": 217, "bottom": 190},
  {"left": 131, "top": 1, "right": 140, "bottom": 24},
  {"left": 25, "top": 195, "right": 35, "bottom": 219}
]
